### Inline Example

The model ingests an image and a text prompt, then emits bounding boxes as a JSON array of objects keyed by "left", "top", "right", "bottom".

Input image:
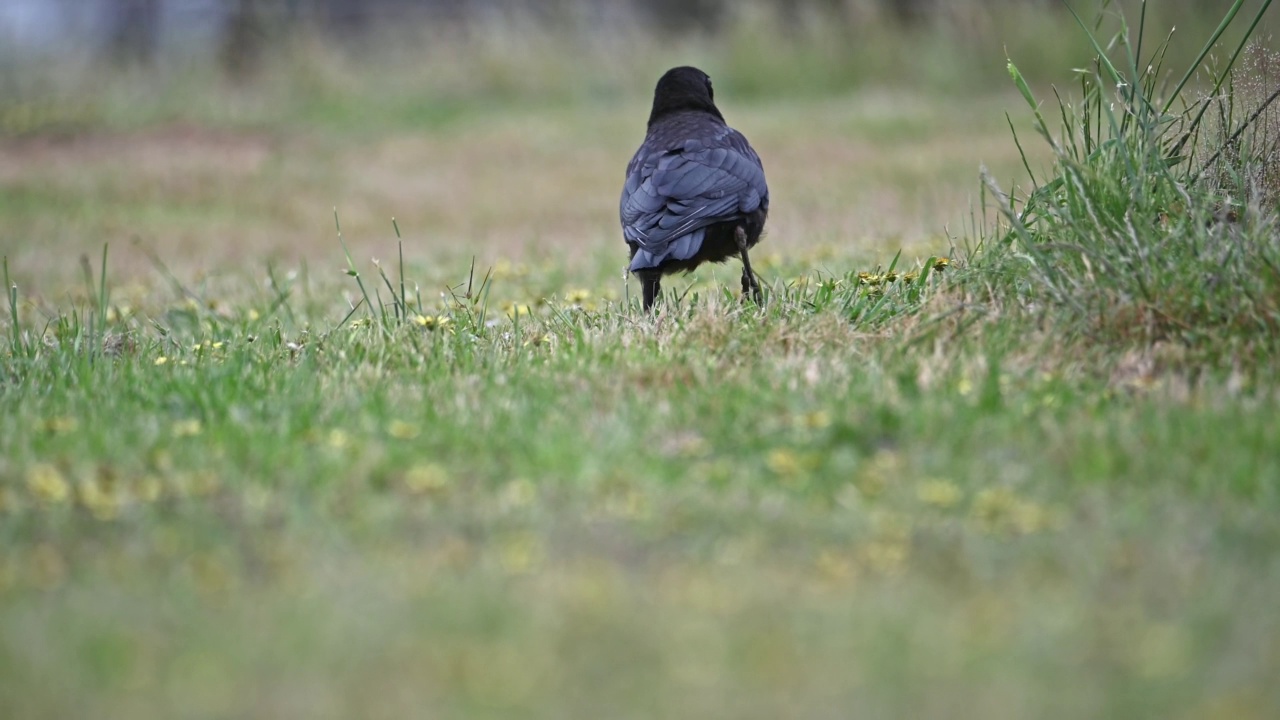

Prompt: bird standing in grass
[{"left": 620, "top": 66, "right": 770, "bottom": 311}]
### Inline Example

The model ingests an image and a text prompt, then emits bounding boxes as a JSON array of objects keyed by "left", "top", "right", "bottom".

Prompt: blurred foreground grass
[{"left": 3, "top": 3, "right": 1280, "bottom": 719}]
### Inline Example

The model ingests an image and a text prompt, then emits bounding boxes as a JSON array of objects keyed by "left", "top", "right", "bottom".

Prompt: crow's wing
[{"left": 621, "top": 130, "right": 767, "bottom": 271}]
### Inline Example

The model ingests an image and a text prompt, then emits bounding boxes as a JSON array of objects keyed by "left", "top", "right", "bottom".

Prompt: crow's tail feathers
[{"left": 627, "top": 229, "right": 705, "bottom": 273}]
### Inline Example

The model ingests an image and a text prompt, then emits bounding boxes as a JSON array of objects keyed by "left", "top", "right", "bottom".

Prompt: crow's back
[{"left": 621, "top": 110, "right": 768, "bottom": 272}]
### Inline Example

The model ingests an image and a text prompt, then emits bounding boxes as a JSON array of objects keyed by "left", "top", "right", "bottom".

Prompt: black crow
[{"left": 620, "top": 66, "right": 770, "bottom": 311}]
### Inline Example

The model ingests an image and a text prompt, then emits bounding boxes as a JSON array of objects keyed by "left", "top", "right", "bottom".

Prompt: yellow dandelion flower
[
  {"left": 766, "top": 448, "right": 804, "bottom": 477},
  {"left": 860, "top": 540, "right": 909, "bottom": 575},
  {"left": 211, "top": 342, "right": 224, "bottom": 350},
  {"left": 498, "top": 532, "right": 545, "bottom": 575},
  {"left": 404, "top": 463, "right": 450, "bottom": 495},
  {"left": 815, "top": 549, "right": 857, "bottom": 582},
  {"left": 413, "top": 314, "right": 452, "bottom": 330},
  {"left": 247, "top": 308, "right": 260, "bottom": 321},
  {"left": 798, "top": 410, "right": 831, "bottom": 430},
  {"left": 154, "top": 356, "right": 168, "bottom": 366},
  {"left": 503, "top": 302, "right": 532, "bottom": 319},
  {"left": 523, "top": 332, "right": 552, "bottom": 348},
  {"left": 135, "top": 475, "right": 163, "bottom": 503},
  {"left": 496, "top": 260, "right": 530, "bottom": 280},
  {"left": 26, "top": 464, "right": 71, "bottom": 505},
  {"left": 971, "top": 487, "right": 1054, "bottom": 536},
  {"left": 172, "top": 419, "right": 203, "bottom": 437},
  {"left": 78, "top": 477, "right": 121, "bottom": 521},
  {"left": 388, "top": 420, "right": 419, "bottom": 440},
  {"left": 40, "top": 417, "right": 78, "bottom": 434},
  {"left": 565, "top": 289, "right": 591, "bottom": 304},
  {"left": 917, "top": 479, "right": 963, "bottom": 509},
  {"left": 857, "top": 449, "right": 903, "bottom": 498},
  {"left": 933, "top": 257, "right": 951, "bottom": 271},
  {"left": 189, "top": 553, "right": 233, "bottom": 597},
  {"left": 1010, "top": 500, "right": 1055, "bottom": 535}
]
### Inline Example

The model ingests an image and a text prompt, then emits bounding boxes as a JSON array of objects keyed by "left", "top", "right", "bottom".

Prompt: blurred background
[{"left": 0, "top": 0, "right": 1271, "bottom": 306}]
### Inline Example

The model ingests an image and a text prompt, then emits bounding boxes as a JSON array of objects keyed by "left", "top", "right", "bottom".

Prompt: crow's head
[{"left": 648, "top": 66, "right": 724, "bottom": 126}]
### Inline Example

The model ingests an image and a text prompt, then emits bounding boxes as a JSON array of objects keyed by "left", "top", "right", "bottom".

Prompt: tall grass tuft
[{"left": 975, "top": 0, "right": 1280, "bottom": 363}]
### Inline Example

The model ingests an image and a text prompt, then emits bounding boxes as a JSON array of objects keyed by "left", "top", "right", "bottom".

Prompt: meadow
[{"left": 2, "top": 2, "right": 1279, "bottom": 718}]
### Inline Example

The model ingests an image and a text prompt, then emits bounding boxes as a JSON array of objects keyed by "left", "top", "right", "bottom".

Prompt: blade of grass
[
  {"left": 3, "top": 256, "right": 23, "bottom": 356},
  {"left": 335, "top": 208, "right": 386, "bottom": 336}
]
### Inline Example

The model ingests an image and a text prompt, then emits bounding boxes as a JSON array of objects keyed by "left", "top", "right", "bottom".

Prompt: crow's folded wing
[{"left": 620, "top": 132, "right": 767, "bottom": 266}]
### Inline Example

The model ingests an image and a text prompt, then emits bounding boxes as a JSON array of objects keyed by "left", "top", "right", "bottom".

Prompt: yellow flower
[
  {"left": 815, "top": 549, "right": 857, "bottom": 582},
  {"left": 404, "top": 463, "right": 450, "bottom": 495},
  {"left": 766, "top": 448, "right": 804, "bottom": 477},
  {"left": 413, "top": 314, "right": 452, "bottom": 330},
  {"left": 388, "top": 420, "right": 419, "bottom": 440},
  {"left": 565, "top": 289, "right": 592, "bottom": 304},
  {"left": 970, "top": 487, "right": 1055, "bottom": 536},
  {"left": 857, "top": 449, "right": 903, "bottom": 498},
  {"left": 40, "top": 417, "right": 78, "bottom": 434},
  {"left": 860, "top": 540, "right": 909, "bottom": 575},
  {"left": 135, "top": 475, "right": 163, "bottom": 503},
  {"left": 917, "top": 479, "right": 963, "bottom": 509},
  {"left": 78, "top": 477, "right": 121, "bottom": 521},
  {"left": 105, "top": 304, "right": 131, "bottom": 323},
  {"left": 933, "top": 257, "right": 951, "bottom": 271},
  {"left": 797, "top": 410, "right": 831, "bottom": 430},
  {"left": 26, "top": 464, "right": 71, "bottom": 505},
  {"left": 172, "top": 419, "right": 203, "bottom": 437},
  {"left": 327, "top": 429, "right": 349, "bottom": 449},
  {"left": 498, "top": 532, "right": 545, "bottom": 575},
  {"left": 154, "top": 356, "right": 168, "bottom": 366},
  {"left": 503, "top": 302, "right": 532, "bottom": 319},
  {"left": 490, "top": 259, "right": 529, "bottom": 280}
]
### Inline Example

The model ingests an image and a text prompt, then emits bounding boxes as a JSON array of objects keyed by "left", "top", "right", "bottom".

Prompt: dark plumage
[{"left": 620, "top": 66, "right": 770, "bottom": 311}]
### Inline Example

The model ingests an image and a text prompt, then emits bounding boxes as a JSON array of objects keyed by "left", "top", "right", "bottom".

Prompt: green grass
[
  {"left": 3, "top": 255, "right": 1278, "bottom": 718},
  {"left": 3, "top": 2, "right": 1280, "bottom": 718}
]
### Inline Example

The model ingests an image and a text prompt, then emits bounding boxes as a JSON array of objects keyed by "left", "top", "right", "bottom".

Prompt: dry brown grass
[{"left": 0, "top": 88, "right": 1039, "bottom": 300}]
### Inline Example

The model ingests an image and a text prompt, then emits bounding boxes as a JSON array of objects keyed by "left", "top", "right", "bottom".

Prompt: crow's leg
[
  {"left": 735, "top": 226, "right": 763, "bottom": 305},
  {"left": 640, "top": 272, "right": 661, "bottom": 312}
]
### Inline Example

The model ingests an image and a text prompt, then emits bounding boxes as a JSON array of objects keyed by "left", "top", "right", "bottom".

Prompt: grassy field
[{"left": 3, "top": 4, "right": 1280, "bottom": 718}]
